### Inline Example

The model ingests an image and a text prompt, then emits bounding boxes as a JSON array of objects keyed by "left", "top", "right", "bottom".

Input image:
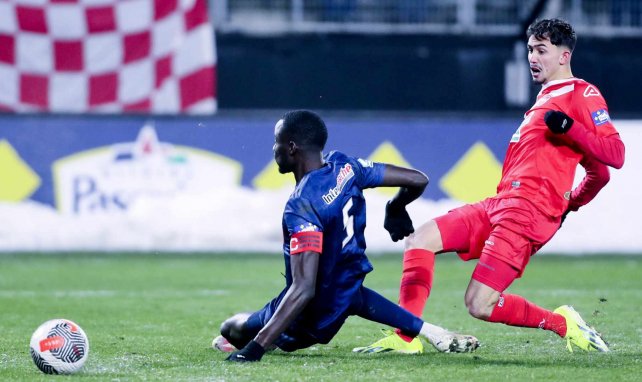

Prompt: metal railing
[{"left": 211, "top": 0, "right": 642, "bottom": 36}]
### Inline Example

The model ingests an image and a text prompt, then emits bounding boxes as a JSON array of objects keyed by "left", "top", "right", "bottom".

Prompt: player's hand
[
  {"left": 225, "top": 340, "right": 265, "bottom": 363},
  {"left": 384, "top": 201, "right": 414, "bottom": 242},
  {"left": 544, "top": 110, "right": 574, "bottom": 134}
]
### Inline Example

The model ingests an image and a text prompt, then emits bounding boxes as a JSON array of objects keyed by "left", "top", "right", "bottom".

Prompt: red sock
[
  {"left": 488, "top": 294, "right": 567, "bottom": 337},
  {"left": 395, "top": 249, "right": 434, "bottom": 342}
]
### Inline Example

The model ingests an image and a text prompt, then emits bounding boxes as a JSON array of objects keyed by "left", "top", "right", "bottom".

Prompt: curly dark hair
[{"left": 527, "top": 18, "right": 577, "bottom": 52}]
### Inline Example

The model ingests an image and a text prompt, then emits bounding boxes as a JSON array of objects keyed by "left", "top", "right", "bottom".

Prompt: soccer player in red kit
[{"left": 354, "top": 18, "right": 625, "bottom": 354}]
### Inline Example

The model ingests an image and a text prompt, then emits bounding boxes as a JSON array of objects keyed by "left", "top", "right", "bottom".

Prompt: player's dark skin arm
[
  {"left": 253, "top": 251, "right": 320, "bottom": 349},
  {"left": 380, "top": 164, "right": 429, "bottom": 209},
  {"left": 378, "top": 164, "right": 429, "bottom": 242}
]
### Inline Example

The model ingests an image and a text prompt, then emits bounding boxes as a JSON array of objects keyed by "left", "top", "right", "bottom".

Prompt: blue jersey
[{"left": 282, "top": 151, "right": 386, "bottom": 333}]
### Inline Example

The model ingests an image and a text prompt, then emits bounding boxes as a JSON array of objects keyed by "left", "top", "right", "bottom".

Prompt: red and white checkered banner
[{"left": 0, "top": 0, "right": 216, "bottom": 114}]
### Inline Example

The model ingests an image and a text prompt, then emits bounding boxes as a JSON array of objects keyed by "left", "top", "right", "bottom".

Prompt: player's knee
[
  {"left": 465, "top": 296, "right": 493, "bottom": 320},
  {"left": 219, "top": 313, "right": 248, "bottom": 338},
  {"left": 405, "top": 220, "right": 441, "bottom": 252},
  {"left": 465, "top": 300, "right": 489, "bottom": 320},
  {"left": 405, "top": 232, "right": 421, "bottom": 250},
  {"left": 219, "top": 318, "right": 234, "bottom": 338}
]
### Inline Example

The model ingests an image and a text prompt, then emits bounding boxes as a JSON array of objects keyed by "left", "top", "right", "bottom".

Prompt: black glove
[
  {"left": 384, "top": 201, "right": 414, "bottom": 242},
  {"left": 544, "top": 110, "right": 574, "bottom": 134},
  {"left": 225, "top": 340, "right": 265, "bottom": 363}
]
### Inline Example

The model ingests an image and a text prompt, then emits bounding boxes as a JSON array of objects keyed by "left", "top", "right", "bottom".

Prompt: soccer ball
[{"left": 29, "top": 319, "right": 89, "bottom": 374}]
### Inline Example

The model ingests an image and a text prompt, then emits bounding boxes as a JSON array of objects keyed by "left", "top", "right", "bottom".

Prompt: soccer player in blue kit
[{"left": 216, "top": 110, "right": 479, "bottom": 362}]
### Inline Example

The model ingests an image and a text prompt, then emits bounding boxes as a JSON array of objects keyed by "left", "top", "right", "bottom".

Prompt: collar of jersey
[
  {"left": 541, "top": 77, "right": 582, "bottom": 90},
  {"left": 299, "top": 162, "right": 331, "bottom": 185}
]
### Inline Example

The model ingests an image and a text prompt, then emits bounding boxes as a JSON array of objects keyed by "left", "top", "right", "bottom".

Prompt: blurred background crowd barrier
[
  {"left": 214, "top": 0, "right": 642, "bottom": 34},
  {"left": 211, "top": 0, "right": 642, "bottom": 113},
  {"left": 0, "top": 0, "right": 640, "bottom": 253}
]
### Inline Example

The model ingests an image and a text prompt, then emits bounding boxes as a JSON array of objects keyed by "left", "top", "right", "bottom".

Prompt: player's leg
[
  {"left": 355, "top": 203, "right": 488, "bottom": 352},
  {"left": 464, "top": 210, "right": 568, "bottom": 334},
  {"left": 465, "top": 254, "right": 567, "bottom": 334},
  {"left": 396, "top": 219, "right": 441, "bottom": 319},
  {"left": 215, "top": 313, "right": 252, "bottom": 352},
  {"left": 465, "top": 256, "right": 568, "bottom": 336},
  {"left": 351, "top": 286, "right": 479, "bottom": 354},
  {"left": 216, "top": 289, "right": 324, "bottom": 355},
  {"left": 394, "top": 204, "right": 486, "bottom": 341},
  {"left": 465, "top": 255, "right": 608, "bottom": 351},
  {"left": 215, "top": 288, "right": 288, "bottom": 353},
  {"left": 464, "top": 201, "right": 609, "bottom": 351}
]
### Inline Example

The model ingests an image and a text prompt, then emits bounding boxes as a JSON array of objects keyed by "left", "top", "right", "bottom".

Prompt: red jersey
[{"left": 496, "top": 78, "right": 620, "bottom": 217}]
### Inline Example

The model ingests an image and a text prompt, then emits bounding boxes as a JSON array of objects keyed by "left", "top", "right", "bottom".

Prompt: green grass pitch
[{"left": 0, "top": 253, "right": 640, "bottom": 381}]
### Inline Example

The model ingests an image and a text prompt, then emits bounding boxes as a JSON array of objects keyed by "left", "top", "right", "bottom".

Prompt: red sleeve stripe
[{"left": 290, "top": 231, "right": 323, "bottom": 255}]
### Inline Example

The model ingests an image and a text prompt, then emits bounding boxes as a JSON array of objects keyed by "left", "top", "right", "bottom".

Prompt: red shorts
[{"left": 435, "top": 197, "right": 560, "bottom": 281}]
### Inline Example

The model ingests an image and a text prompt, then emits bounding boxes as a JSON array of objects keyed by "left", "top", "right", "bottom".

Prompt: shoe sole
[
  {"left": 352, "top": 346, "right": 422, "bottom": 354},
  {"left": 430, "top": 335, "right": 480, "bottom": 353}
]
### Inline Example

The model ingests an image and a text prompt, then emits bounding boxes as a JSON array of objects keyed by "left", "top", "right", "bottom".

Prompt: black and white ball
[{"left": 29, "top": 319, "right": 89, "bottom": 374}]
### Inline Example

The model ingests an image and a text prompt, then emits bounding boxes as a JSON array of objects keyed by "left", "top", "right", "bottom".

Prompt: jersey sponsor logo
[
  {"left": 290, "top": 231, "right": 323, "bottom": 254},
  {"left": 583, "top": 85, "right": 600, "bottom": 97},
  {"left": 322, "top": 163, "right": 355, "bottom": 204},
  {"left": 591, "top": 109, "right": 610, "bottom": 126},
  {"left": 357, "top": 158, "right": 373, "bottom": 167}
]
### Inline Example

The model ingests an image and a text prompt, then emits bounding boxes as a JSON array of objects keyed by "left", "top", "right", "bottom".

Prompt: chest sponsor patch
[
  {"left": 322, "top": 163, "right": 354, "bottom": 205},
  {"left": 290, "top": 231, "right": 323, "bottom": 255},
  {"left": 591, "top": 109, "right": 610, "bottom": 126}
]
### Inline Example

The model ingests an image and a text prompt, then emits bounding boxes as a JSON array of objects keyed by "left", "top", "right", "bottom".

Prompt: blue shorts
[{"left": 244, "top": 287, "right": 357, "bottom": 352}]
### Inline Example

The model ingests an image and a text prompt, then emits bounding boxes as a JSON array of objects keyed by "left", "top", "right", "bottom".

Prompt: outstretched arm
[
  {"left": 379, "top": 165, "right": 429, "bottom": 242},
  {"left": 544, "top": 111, "right": 625, "bottom": 169},
  {"left": 380, "top": 164, "right": 429, "bottom": 207},
  {"left": 566, "top": 127, "right": 624, "bottom": 169}
]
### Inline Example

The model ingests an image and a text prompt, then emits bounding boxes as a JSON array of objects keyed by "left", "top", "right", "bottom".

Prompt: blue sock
[{"left": 353, "top": 286, "right": 423, "bottom": 337}]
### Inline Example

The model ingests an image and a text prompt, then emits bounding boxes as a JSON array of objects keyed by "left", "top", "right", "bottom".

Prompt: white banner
[{"left": 0, "top": 122, "right": 639, "bottom": 254}]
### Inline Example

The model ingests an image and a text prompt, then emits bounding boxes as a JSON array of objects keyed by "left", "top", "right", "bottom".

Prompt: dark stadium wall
[{"left": 216, "top": 33, "right": 642, "bottom": 115}]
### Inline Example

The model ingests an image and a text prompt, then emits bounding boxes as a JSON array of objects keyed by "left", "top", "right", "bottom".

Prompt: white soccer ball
[{"left": 29, "top": 319, "right": 89, "bottom": 374}]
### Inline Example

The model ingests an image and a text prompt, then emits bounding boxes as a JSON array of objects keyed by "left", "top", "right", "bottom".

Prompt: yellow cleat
[
  {"left": 554, "top": 305, "right": 609, "bottom": 352},
  {"left": 352, "top": 329, "right": 423, "bottom": 354}
]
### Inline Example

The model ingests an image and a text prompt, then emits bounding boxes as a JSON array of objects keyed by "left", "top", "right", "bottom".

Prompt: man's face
[
  {"left": 273, "top": 119, "right": 293, "bottom": 174},
  {"left": 527, "top": 35, "right": 569, "bottom": 84}
]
